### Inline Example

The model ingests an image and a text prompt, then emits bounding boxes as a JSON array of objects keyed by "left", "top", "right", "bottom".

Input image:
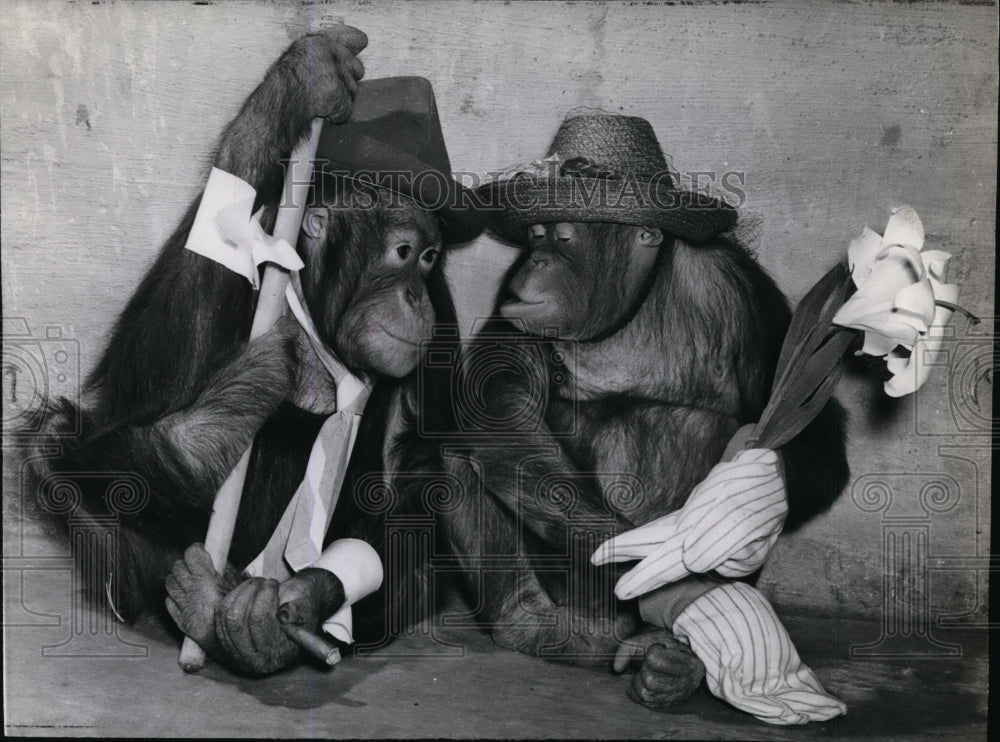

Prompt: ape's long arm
[{"left": 32, "top": 30, "right": 365, "bottom": 622}]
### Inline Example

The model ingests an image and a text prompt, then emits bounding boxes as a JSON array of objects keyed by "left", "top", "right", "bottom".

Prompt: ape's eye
[
  {"left": 395, "top": 244, "right": 413, "bottom": 260},
  {"left": 420, "top": 248, "right": 439, "bottom": 265},
  {"left": 554, "top": 223, "right": 574, "bottom": 243},
  {"left": 529, "top": 225, "right": 546, "bottom": 240}
]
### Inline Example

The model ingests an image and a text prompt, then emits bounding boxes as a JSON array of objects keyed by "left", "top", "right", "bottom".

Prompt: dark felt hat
[
  {"left": 314, "top": 77, "right": 486, "bottom": 244},
  {"left": 478, "top": 113, "right": 737, "bottom": 245}
]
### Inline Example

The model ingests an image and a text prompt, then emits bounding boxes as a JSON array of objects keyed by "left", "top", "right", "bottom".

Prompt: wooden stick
[{"left": 179, "top": 118, "right": 324, "bottom": 672}]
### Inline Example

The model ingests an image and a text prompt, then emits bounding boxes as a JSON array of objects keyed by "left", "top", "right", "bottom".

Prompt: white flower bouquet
[{"left": 595, "top": 205, "right": 979, "bottom": 599}]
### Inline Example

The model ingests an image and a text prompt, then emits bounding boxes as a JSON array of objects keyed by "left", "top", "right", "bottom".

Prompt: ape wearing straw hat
[
  {"left": 439, "top": 113, "right": 849, "bottom": 723},
  {"left": 32, "top": 27, "right": 487, "bottom": 676}
]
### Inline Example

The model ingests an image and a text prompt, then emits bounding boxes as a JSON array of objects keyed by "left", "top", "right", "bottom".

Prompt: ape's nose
[
  {"left": 402, "top": 282, "right": 425, "bottom": 307},
  {"left": 530, "top": 251, "right": 551, "bottom": 268}
]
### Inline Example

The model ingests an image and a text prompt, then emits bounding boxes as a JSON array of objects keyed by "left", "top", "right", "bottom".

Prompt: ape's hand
[
  {"left": 214, "top": 578, "right": 298, "bottom": 676},
  {"left": 216, "top": 25, "right": 367, "bottom": 188},
  {"left": 282, "top": 27, "right": 368, "bottom": 123},
  {"left": 271, "top": 314, "right": 341, "bottom": 415},
  {"left": 214, "top": 568, "right": 346, "bottom": 677},
  {"left": 613, "top": 627, "right": 705, "bottom": 710},
  {"left": 165, "top": 543, "right": 242, "bottom": 657}
]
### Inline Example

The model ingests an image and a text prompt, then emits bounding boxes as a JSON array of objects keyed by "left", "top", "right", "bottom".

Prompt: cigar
[{"left": 281, "top": 622, "right": 342, "bottom": 666}]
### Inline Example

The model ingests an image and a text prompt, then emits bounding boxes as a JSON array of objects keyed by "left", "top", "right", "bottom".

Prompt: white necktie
[
  {"left": 243, "top": 375, "right": 369, "bottom": 581},
  {"left": 244, "top": 274, "right": 375, "bottom": 643}
]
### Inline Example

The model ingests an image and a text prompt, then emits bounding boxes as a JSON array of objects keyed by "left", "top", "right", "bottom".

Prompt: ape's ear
[
  {"left": 302, "top": 207, "right": 329, "bottom": 241},
  {"left": 637, "top": 227, "right": 663, "bottom": 247}
]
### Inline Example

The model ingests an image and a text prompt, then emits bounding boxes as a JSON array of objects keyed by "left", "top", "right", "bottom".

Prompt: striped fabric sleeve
[{"left": 673, "top": 582, "right": 846, "bottom": 725}]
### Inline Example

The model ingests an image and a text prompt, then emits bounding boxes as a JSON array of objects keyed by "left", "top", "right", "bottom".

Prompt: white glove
[
  {"left": 674, "top": 582, "right": 846, "bottom": 725},
  {"left": 592, "top": 448, "right": 788, "bottom": 600}
]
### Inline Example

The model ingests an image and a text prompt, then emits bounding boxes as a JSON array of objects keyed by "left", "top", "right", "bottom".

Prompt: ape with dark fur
[
  {"left": 29, "top": 28, "right": 465, "bottom": 672},
  {"left": 428, "top": 219, "right": 849, "bottom": 706}
]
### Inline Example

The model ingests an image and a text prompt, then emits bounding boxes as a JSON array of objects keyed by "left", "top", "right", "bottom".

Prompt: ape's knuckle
[
  {"left": 632, "top": 676, "right": 694, "bottom": 709},
  {"left": 645, "top": 643, "right": 675, "bottom": 666},
  {"left": 325, "top": 101, "right": 352, "bottom": 122},
  {"left": 289, "top": 34, "right": 323, "bottom": 56},
  {"left": 629, "top": 680, "right": 657, "bottom": 704}
]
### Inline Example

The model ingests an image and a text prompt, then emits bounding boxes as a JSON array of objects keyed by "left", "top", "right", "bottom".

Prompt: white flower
[{"left": 832, "top": 206, "right": 960, "bottom": 397}]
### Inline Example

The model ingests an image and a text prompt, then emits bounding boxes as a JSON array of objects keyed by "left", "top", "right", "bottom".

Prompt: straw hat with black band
[{"left": 478, "top": 113, "right": 738, "bottom": 246}]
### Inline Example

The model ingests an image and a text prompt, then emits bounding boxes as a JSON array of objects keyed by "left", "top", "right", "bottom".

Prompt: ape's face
[
  {"left": 500, "top": 222, "right": 661, "bottom": 340},
  {"left": 337, "top": 220, "right": 441, "bottom": 377},
  {"left": 303, "top": 196, "right": 443, "bottom": 378}
]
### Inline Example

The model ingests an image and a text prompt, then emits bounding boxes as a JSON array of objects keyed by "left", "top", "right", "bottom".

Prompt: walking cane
[{"left": 179, "top": 119, "right": 324, "bottom": 672}]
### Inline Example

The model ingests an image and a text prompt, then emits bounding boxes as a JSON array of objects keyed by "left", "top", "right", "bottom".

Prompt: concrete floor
[{"left": 2, "top": 561, "right": 988, "bottom": 740}]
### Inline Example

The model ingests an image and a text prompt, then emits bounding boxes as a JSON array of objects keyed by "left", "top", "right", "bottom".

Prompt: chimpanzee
[
  {"left": 425, "top": 114, "right": 849, "bottom": 720},
  {"left": 30, "top": 26, "right": 486, "bottom": 676}
]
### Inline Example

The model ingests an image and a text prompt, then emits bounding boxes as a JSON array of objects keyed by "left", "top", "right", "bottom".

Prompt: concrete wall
[{"left": 2, "top": 0, "right": 995, "bottom": 624}]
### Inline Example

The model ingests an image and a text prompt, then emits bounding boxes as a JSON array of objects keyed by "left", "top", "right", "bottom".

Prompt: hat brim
[
  {"left": 317, "top": 128, "right": 487, "bottom": 245},
  {"left": 477, "top": 175, "right": 737, "bottom": 245}
]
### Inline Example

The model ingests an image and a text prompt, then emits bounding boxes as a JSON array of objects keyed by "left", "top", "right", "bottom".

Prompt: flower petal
[
  {"left": 884, "top": 286, "right": 959, "bottom": 397},
  {"left": 860, "top": 331, "right": 900, "bottom": 357},
  {"left": 840, "top": 244, "right": 926, "bottom": 308},
  {"left": 886, "top": 348, "right": 910, "bottom": 375},
  {"left": 881, "top": 205, "right": 924, "bottom": 251},
  {"left": 847, "top": 227, "right": 884, "bottom": 288},
  {"left": 884, "top": 336, "right": 935, "bottom": 397},
  {"left": 934, "top": 281, "right": 960, "bottom": 306},
  {"left": 920, "top": 250, "right": 953, "bottom": 285},
  {"left": 893, "top": 279, "right": 936, "bottom": 328},
  {"left": 872, "top": 244, "right": 926, "bottom": 285},
  {"left": 834, "top": 297, "right": 922, "bottom": 350},
  {"left": 884, "top": 356, "right": 919, "bottom": 396},
  {"left": 833, "top": 242, "right": 931, "bottom": 351},
  {"left": 833, "top": 296, "right": 884, "bottom": 329}
]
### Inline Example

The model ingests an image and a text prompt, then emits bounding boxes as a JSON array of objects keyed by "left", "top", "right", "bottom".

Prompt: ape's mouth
[
  {"left": 500, "top": 297, "right": 548, "bottom": 318},
  {"left": 376, "top": 324, "right": 421, "bottom": 348}
]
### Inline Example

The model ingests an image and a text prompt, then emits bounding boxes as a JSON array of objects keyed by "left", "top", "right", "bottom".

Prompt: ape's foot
[
  {"left": 490, "top": 604, "right": 635, "bottom": 668},
  {"left": 614, "top": 628, "right": 705, "bottom": 710}
]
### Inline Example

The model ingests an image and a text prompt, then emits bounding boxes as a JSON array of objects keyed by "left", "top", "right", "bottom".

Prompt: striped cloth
[
  {"left": 673, "top": 582, "right": 846, "bottom": 725},
  {"left": 593, "top": 448, "right": 788, "bottom": 600}
]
